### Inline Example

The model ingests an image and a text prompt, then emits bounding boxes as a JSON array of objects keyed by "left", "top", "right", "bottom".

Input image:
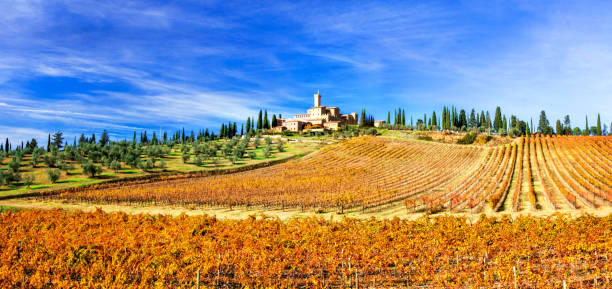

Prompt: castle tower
[{"left": 314, "top": 90, "right": 321, "bottom": 107}]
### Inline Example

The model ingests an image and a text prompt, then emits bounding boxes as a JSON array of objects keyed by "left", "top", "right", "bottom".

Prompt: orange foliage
[{"left": 0, "top": 209, "right": 611, "bottom": 288}]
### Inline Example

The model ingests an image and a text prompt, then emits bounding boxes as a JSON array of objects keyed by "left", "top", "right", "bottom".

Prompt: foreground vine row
[{"left": 1, "top": 209, "right": 610, "bottom": 288}]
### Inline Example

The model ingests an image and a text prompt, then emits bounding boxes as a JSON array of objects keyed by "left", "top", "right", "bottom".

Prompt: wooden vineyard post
[
  {"left": 513, "top": 266, "right": 517, "bottom": 289},
  {"left": 196, "top": 268, "right": 200, "bottom": 289}
]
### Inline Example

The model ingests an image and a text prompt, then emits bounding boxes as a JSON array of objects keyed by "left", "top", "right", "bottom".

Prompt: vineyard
[
  {"left": 0, "top": 209, "right": 610, "bottom": 288},
  {"left": 54, "top": 135, "right": 612, "bottom": 214},
  {"left": 405, "top": 134, "right": 612, "bottom": 214}
]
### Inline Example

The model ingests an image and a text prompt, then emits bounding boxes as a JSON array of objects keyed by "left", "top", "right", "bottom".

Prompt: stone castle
[{"left": 275, "top": 92, "right": 358, "bottom": 132}]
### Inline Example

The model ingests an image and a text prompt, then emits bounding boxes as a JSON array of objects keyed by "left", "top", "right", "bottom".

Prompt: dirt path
[{"left": 3, "top": 199, "right": 610, "bottom": 221}]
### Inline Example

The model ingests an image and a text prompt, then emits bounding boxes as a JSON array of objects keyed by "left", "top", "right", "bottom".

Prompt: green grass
[{"left": 0, "top": 205, "right": 22, "bottom": 212}]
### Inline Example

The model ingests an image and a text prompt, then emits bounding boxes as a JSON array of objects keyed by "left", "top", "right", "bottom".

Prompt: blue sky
[{"left": 1, "top": 0, "right": 611, "bottom": 143}]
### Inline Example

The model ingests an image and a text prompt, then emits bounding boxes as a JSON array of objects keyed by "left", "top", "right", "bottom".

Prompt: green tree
[
  {"left": 47, "top": 134, "right": 51, "bottom": 152},
  {"left": 30, "top": 148, "right": 42, "bottom": 167},
  {"left": 182, "top": 153, "right": 190, "bottom": 163},
  {"left": 402, "top": 110, "right": 406, "bottom": 126},
  {"left": 431, "top": 111, "right": 437, "bottom": 129},
  {"left": 596, "top": 113, "right": 602, "bottom": 136},
  {"left": 263, "top": 145, "right": 271, "bottom": 158},
  {"left": 459, "top": 109, "right": 467, "bottom": 130},
  {"left": 52, "top": 131, "right": 64, "bottom": 149},
  {"left": 271, "top": 114, "right": 277, "bottom": 128},
  {"left": 538, "top": 111, "right": 551, "bottom": 135},
  {"left": 468, "top": 109, "right": 476, "bottom": 128},
  {"left": 584, "top": 116, "right": 589, "bottom": 136},
  {"left": 110, "top": 159, "right": 121, "bottom": 173},
  {"left": 387, "top": 111, "right": 390, "bottom": 125},
  {"left": 479, "top": 111, "right": 486, "bottom": 128},
  {"left": 100, "top": 130, "right": 109, "bottom": 146},
  {"left": 263, "top": 110, "right": 269, "bottom": 129},
  {"left": 246, "top": 117, "right": 251, "bottom": 133},
  {"left": 82, "top": 161, "right": 102, "bottom": 178},
  {"left": 46, "top": 169, "right": 61, "bottom": 183},
  {"left": 23, "top": 175, "right": 34, "bottom": 188},
  {"left": 493, "top": 107, "right": 502, "bottom": 131},
  {"left": 563, "top": 115, "right": 572, "bottom": 135},
  {"left": 556, "top": 120, "right": 563, "bottom": 135},
  {"left": 257, "top": 110, "right": 263, "bottom": 130}
]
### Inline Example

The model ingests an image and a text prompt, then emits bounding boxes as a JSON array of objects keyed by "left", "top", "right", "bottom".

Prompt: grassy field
[{"left": 0, "top": 137, "right": 323, "bottom": 198}]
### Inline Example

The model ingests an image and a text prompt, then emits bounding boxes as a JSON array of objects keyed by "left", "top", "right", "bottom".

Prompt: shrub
[
  {"left": 457, "top": 133, "right": 477, "bottom": 145},
  {"left": 366, "top": 128, "right": 378, "bottom": 135},
  {"left": 182, "top": 154, "right": 190, "bottom": 163},
  {"left": 248, "top": 151, "right": 256, "bottom": 159},
  {"left": 417, "top": 135, "right": 433, "bottom": 141},
  {"left": 276, "top": 141, "right": 284, "bottom": 152},
  {"left": 476, "top": 134, "right": 493, "bottom": 145},
  {"left": 23, "top": 175, "right": 35, "bottom": 188},
  {"left": 46, "top": 169, "right": 61, "bottom": 183},
  {"left": 193, "top": 155, "right": 204, "bottom": 166}
]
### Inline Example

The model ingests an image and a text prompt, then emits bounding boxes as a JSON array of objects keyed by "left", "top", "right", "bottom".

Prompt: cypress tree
[
  {"left": 479, "top": 111, "right": 486, "bottom": 128},
  {"left": 271, "top": 114, "right": 277, "bottom": 128},
  {"left": 468, "top": 109, "right": 476, "bottom": 128},
  {"left": 584, "top": 116, "right": 589, "bottom": 136},
  {"left": 459, "top": 109, "right": 467, "bottom": 130},
  {"left": 5, "top": 138, "right": 9, "bottom": 153},
  {"left": 133, "top": 132, "right": 137, "bottom": 144},
  {"left": 182, "top": 128, "right": 185, "bottom": 143},
  {"left": 563, "top": 115, "right": 571, "bottom": 135},
  {"left": 241, "top": 124, "right": 244, "bottom": 136},
  {"left": 493, "top": 106, "right": 502, "bottom": 131},
  {"left": 47, "top": 134, "right": 51, "bottom": 152},
  {"left": 538, "top": 111, "right": 550, "bottom": 134},
  {"left": 596, "top": 113, "right": 602, "bottom": 136},
  {"left": 441, "top": 107, "right": 446, "bottom": 130},
  {"left": 402, "top": 110, "right": 406, "bottom": 126},
  {"left": 220, "top": 124, "right": 225, "bottom": 138},
  {"left": 100, "top": 130, "right": 109, "bottom": 146},
  {"left": 387, "top": 111, "right": 390, "bottom": 125},
  {"left": 394, "top": 109, "right": 398, "bottom": 126},
  {"left": 246, "top": 117, "right": 251, "bottom": 133},
  {"left": 556, "top": 120, "right": 563, "bottom": 135},
  {"left": 257, "top": 110, "right": 263, "bottom": 130},
  {"left": 263, "top": 110, "right": 269, "bottom": 129},
  {"left": 502, "top": 116, "right": 507, "bottom": 132},
  {"left": 431, "top": 111, "right": 437, "bottom": 130}
]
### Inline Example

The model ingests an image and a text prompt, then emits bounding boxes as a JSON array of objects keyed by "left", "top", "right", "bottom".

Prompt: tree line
[{"left": 378, "top": 106, "right": 608, "bottom": 137}]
